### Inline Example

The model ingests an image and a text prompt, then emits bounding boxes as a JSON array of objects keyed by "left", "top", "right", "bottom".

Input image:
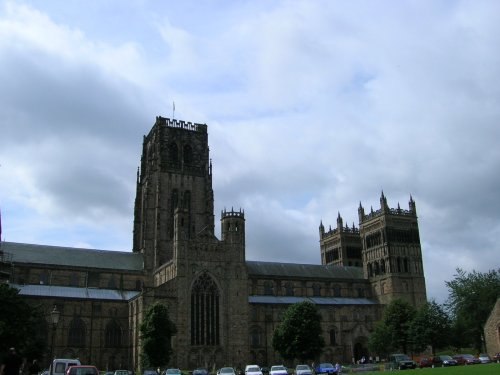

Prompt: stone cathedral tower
[
  {"left": 132, "top": 116, "right": 215, "bottom": 270},
  {"left": 359, "top": 192, "right": 427, "bottom": 307},
  {"left": 129, "top": 117, "right": 249, "bottom": 368}
]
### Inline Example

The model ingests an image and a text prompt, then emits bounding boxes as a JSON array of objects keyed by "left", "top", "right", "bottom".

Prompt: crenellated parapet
[
  {"left": 359, "top": 193, "right": 417, "bottom": 223},
  {"left": 221, "top": 208, "right": 245, "bottom": 219},
  {"left": 155, "top": 116, "right": 207, "bottom": 133},
  {"left": 321, "top": 223, "right": 360, "bottom": 240}
]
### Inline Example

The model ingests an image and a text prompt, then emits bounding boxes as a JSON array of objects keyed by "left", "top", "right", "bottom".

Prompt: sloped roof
[
  {"left": 11, "top": 283, "right": 140, "bottom": 301},
  {"left": 246, "top": 260, "right": 365, "bottom": 280},
  {"left": 1, "top": 242, "right": 143, "bottom": 271},
  {"left": 249, "top": 295, "right": 377, "bottom": 305}
]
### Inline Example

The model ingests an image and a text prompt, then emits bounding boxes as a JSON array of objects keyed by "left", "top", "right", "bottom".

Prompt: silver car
[{"left": 294, "top": 365, "right": 311, "bottom": 375}]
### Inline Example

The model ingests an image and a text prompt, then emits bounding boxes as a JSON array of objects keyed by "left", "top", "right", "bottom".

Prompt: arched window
[
  {"left": 250, "top": 327, "right": 261, "bottom": 347},
  {"left": 183, "top": 191, "right": 191, "bottom": 210},
  {"left": 329, "top": 328, "right": 337, "bottom": 345},
  {"left": 105, "top": 320, "right": 122, "bottom": 347},
  {"left": 312, "top": 283, "right": 321, "bottom": 296},
  {"left": 183, "top": 144, "right": 193, "bottom": 164},
  {"left": 191, "top": 272, "right": 220, "bottom": 346},
  {"left": 263, "top": 281, "right": 274, "bottom": 296},
  {"left": 108, "top": 276, "right": 116, "bottom": 289},
  {"left": 333, "top": 285, "right": 341, "bottom": 297},
  {"left": 68, "top": 317, "right": 86, "bottom": 347},
  {"left": 40, "top": 271, "right": 49, "bottom": 285},
  {"left": 284, "top": 282, "right": 294, "bottom": 296},
  {"left": 169, "top": 143, "right": 179, "bottom": 163}
]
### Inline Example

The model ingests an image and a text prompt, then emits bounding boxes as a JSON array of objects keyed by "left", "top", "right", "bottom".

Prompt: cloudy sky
[{"left": 1, "top": 0, "right": 499, "bottom": 302}]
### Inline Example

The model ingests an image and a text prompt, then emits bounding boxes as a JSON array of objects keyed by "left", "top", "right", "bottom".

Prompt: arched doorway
[{"left": 353, "top": 339, "right": 369, "bottom": 363}]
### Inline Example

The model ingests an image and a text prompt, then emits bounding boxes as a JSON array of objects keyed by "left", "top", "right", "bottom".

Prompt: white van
[{"left": 50, "top": 358, "right": 81, "bottom": 375}]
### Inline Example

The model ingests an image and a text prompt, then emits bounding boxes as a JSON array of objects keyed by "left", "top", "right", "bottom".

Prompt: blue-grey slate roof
[
  {"left": 11, "top": 283, "right": 140, "bottom": 301},
  {"left": 249, "top": 295, "right": 377, "bottom": 305},
  {"left": 246, "top": 260, "right": 365, "bottom": 280},
  {"left": 2, "top": 242, "right": 143, "bottom": 271}
]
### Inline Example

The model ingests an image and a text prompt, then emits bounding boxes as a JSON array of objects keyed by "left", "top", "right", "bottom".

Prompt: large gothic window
[
  {"left": 105, "top": 320, "right": 122, "bottom": 347},
  {"left": 68, "top": 317, "right": 86, "bottom": 347},
  {"left": 191, "top": 273, "right": 220, "bottom": 346}
]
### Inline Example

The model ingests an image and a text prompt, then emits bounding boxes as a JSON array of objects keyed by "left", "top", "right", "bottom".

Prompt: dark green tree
[
  {"left": 368, "top": 299, "right": 416, "bottom": 355},
  {"left": 368, "top": 321, "right": 395, "bottom": 356},
  {"left": 0, "top": 284, "right": 47, "bottom": 361},
  {"left": 272, "top": 301, "right": 325, "bottom": 362},
  {"left": 409, "top": 300, "right": 451, "bottom": 354},
  {"left": 139, "top": 302, "right": 177, "bottom": 369},
  {"left": 445, "top": 268, "right": 500, "bottom": 351}
]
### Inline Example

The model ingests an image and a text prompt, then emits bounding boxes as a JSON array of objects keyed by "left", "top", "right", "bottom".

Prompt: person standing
[
  {"left": 28, "top": 360, "right": 40, "bottom": 375},
  {"left": 0, "top": 348, "right": 23, "bottom": 375}
]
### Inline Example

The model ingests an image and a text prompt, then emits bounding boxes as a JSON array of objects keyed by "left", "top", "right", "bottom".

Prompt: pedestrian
[
  {"left": 28, "top": 360, "right": 40, "bottom": 375},
  {"left": 0, "top": 348, "right": 23, "bottom": 375},
  {"left": 334, "top": 363, "right": 341, "bottom": 374}
]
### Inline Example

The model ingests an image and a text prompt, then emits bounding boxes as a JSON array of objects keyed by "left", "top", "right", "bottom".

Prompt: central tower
[{"left": 132, "top": 116, "right": 215, "bottom": 270}]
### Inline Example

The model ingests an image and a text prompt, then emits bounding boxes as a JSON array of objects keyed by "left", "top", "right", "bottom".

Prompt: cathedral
[{"left": 0, "top": 116, "right": 427, "bottom": 371}]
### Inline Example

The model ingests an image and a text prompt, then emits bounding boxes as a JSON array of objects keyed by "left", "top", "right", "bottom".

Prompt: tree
[
  {"left": 0, "top": 284, "right": 47, "bottom": 361},
  {"left": 139, "top": 302, "right": 177, "bottom": 369},
  {"left": 409, "top": 300, "right": 451, "bottom": 354},
  {"left": 368, "top": 321, "right": 395, "bottom": 356},
  {"left": 445, "top": 268, "right": 500, "bottom": 351},
  {"left": 368, "top": 299, "right": 415, "bottom": 355},
  {"left": 272, "top": 301, "right": 325, "bottom": 362}
]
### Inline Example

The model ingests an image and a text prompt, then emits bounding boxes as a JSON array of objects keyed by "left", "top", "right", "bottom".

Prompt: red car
[
  {"left": 418, "top": 358, "right": 433, "bottom": 368},
  {"left": 452, "top": 354, "right": 481, "bottom": 365}
]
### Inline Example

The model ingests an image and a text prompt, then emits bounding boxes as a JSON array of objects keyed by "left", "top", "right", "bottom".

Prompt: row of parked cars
[{"left": 419, "top": 353, "right": 498, "bottom": 367}]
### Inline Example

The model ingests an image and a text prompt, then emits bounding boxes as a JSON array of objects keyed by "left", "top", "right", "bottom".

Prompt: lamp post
[{"left": 49, "top": 305, "right": 60, "bottom": 374}]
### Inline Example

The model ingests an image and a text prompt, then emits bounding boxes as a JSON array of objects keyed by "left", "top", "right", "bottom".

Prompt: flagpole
[{"left": 172, "top": 101, "right": 175, "bottom": 121}]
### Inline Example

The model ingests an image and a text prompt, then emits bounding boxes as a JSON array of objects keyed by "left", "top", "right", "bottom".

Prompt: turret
[{"left": 221, "top": 208, "right": 245, "bottom": 246}]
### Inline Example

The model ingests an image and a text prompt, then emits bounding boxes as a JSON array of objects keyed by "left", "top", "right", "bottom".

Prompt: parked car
[
  {"left": 433, "top": 355, "right": 458, "bottom": 367},
  {"left": 193, "top": 369, "right": 209, "bottom": 375},
  {"left": 269, "top": 366, "right": 287, "bottom": 375},
  {"left": 452, "top": 354, "right": 481, "bottom": 365},
  {"left": 245, "top": 366, "right": 263, "bottom": 375},
  {"left": 294, "top": 365, "right": 311, "bottom": 375},
  {"left": 114, "top": 371, "right": 129, "bottom": 375},
  {"left": 314, "top": 363, "right": 336, "bottom": 375},
  {"left": 418, "top": 358, "right": 433, "bottom": 368},
  {"left": 218, "top": 368, "right": 236, "bottom": 375},
  {"left": 164, "top": 369, "right": 182, "bottom": 375},
  {"left": 478, "top": 353, "right": 491, "bottom": 364},
  {"left": 143, "top": 371, "right": 157, "bottom": 375},
  {"left": 50, "top": 359, "right": 81, "bottom": 375},
  {"left": 388, "top": 354, "right": 416, "bottom": 370},
  {"left": 66, "top": 366, "right": 99, "bottom": 375}
]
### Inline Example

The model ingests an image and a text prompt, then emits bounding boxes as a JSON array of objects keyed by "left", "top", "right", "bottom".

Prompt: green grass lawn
[{"left": 342, "top": 363, "right": 500, "bottom": 374}]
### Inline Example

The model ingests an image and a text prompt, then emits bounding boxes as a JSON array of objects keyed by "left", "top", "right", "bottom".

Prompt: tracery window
[
  {"left": 191, "top": 272, "right": 220, "bottom": 346},
  {"left": 68, "top": 317, "right": 86, "bottom": 347},
  {"left": 105, "top": 320, "right": 122, "bottom": 347}
]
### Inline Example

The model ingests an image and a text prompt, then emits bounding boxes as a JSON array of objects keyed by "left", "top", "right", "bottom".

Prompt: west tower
[{"left": 359, "top": 192, "right": 427, "bottom": 307}]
